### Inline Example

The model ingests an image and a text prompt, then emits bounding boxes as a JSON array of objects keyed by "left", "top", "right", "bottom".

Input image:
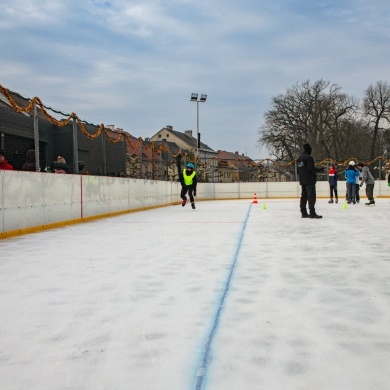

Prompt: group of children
[{"left": 328, "top": 161, "right": 376, "bottom": 206}]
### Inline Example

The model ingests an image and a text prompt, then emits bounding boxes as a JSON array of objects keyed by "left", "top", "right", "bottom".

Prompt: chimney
[{"left": 185, "top": 130, "right": 193, "bottom": 137}]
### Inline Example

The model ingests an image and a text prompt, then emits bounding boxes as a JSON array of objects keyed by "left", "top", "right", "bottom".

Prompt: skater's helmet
[
  {"left": 349, "top": 160, "right": 355, "bottom": 166},
  {"left": 186, "top": 163, "right": 195, "bottom": 169},
  {"left": 330, "top": 162, "right": 335, "bottom": 167},
  {"left": 357, "top": 161, "right": 364, "bottom": 167}
]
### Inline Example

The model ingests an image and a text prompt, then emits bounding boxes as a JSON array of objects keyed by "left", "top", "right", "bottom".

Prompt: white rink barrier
[
  {"left": 0, "top": 171, "right": 180, "bottom": 237},
  {"left": 201, "top": 179, "right": 389, "bottom": 200},
  {"left": 1, "top": 170, "right": 388, "bottom": 237}
]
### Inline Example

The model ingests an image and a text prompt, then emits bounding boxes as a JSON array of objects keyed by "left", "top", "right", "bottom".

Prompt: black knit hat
[{"left": 303, "top": 143, "right": 312, "bottom": 155}]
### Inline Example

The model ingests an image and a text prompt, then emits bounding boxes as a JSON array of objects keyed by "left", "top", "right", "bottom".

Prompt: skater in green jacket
[{"left": 176, "top": 155, "right": 197, "bottom": 209}]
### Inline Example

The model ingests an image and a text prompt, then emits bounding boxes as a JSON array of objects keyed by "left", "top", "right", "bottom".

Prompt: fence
[{"left": 1, "top": 83, "right": 390, "bottom": 182}]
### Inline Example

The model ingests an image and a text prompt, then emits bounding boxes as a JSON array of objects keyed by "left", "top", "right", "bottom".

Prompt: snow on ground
[{"left": 0, "top": 199, "right": 389, "bottom": 390}]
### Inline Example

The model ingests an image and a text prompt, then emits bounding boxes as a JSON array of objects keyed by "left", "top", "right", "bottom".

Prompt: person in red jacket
[
  {"left": 0, "top": 149, "right": 14, "bottom": 170},
  {"left": 328, "top": 162, "right": 338, "bottom": 203}
]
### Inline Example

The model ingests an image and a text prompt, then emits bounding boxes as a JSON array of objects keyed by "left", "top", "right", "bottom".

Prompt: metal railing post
[
  {"left": 102, "top": 129, "right": 107, "bottom": 175},
  {"left": 33, "top": 103, "right": 40, "bottom": 171},
  {"left": 139, "top": 139, "right": 143, "bottom": 179},
  {"left": 72, "top": 116, "right": 79, "bottom": 174}
]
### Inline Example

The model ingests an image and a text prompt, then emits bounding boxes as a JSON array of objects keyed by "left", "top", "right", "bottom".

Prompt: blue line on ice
[{"left": 194, "top": 203, "right": 252, "bottom": 390}]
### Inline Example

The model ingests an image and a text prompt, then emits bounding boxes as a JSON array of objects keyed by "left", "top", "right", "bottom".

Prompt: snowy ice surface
[{"left": 0, "top": 199, "right": 389, "bottom": 390}]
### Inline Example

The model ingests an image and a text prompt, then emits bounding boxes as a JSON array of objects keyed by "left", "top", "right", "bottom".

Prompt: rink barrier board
[
  {"left": 1, "top": 170, "right": 389, "bottom": 238},
  {"left": 0, "top": 202, "right": 177, "bottom": 240}
]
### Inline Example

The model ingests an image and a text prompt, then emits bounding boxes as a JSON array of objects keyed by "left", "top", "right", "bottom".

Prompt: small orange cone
[{"left": 252, "top": 193, "right": 258, "bottom": 204}]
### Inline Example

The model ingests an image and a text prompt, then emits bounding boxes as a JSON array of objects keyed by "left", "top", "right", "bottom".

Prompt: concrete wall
[{"left": 1, "top": 171, "right": 388, "bottom": 237}]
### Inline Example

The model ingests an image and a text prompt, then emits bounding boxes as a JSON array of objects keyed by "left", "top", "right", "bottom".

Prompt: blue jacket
[{"left": 345, "top": 167, "right": 359, "bottom": 183}]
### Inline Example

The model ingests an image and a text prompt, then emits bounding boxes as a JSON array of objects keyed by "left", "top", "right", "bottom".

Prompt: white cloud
[{"left": 1, "top": 0, "right": 390, "bottom": 159}]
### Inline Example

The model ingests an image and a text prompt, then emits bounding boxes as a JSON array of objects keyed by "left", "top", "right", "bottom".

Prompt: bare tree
[
  {"left": 258, "top": 79, "right": 363, "bottom": 161},
  {"left": 363, "top": 81, "right": 390, "bottom": 160}
]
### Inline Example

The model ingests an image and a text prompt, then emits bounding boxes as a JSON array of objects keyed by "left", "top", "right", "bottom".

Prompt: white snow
[{"left": 0, "top": 199, "right": 389, "bottom": 390}]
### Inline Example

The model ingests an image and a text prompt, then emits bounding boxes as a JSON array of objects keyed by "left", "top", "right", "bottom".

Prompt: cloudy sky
[{"left": 1, "top": 0, "right": 389, "bottom": 159}]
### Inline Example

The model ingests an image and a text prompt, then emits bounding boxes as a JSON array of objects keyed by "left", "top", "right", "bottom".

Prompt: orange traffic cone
[{"left": 252, "top": 193, "right": 258, "bottom": 204}]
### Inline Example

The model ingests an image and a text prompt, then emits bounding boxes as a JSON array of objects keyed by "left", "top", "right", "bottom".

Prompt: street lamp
[{"left": 190, "top": 93, "right": 207, "bottom": 160}]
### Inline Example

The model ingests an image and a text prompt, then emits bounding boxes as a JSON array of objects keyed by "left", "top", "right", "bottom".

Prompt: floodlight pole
[
  {"left": 196, "top": 100, "right": 199, "bottom": 158},
  {"left": 190, "top": 93, "right": 207, "bottom": 161}
]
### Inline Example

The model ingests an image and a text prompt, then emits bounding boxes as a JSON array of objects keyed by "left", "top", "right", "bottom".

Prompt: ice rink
[{"left": 0, "top": 199, "right": 389, "bottom": 390}]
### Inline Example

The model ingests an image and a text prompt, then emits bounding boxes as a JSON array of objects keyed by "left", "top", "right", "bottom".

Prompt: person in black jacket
[
  {"left": 297, "top": 143, "right": 324, "bottom": 219},
  {"left": 176, "top": 155, "right": 197, "bottom": 209},
  {"left": 50, "top": 156, "right": 71, "bottom": 174},
  {"left": 21, "top": 149, "right": 37, "bottom": 171}
]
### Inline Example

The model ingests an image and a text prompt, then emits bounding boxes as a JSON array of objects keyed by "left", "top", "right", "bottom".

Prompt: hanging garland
[
  {"left": 1, "top": 83, "right": 389, "bottom": 171},
  {"left": 105, "top": 130, "right": 124, "bottom": 144}
]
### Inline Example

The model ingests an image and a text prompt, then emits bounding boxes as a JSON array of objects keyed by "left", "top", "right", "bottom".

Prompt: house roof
[
  {"left": 162, "top": 128, "right": 216, "bottom": 153},
  {"left": 104, "top": 129, "right": 158, "bottom": 160},
  {"left": 0, "top": 87, "right": 68, "bottom": 122},
  {"left": 152, "top": 126, "right": 216, "bottom": 153},
  {"left": 0, "top": 89, "right": 34, "bottom": 118},
  {"left": 153, "top": 140, "right": 181, "bottom": 155},
  {"left": 217, "top": 150, "right": 256, "bottom": 170}
]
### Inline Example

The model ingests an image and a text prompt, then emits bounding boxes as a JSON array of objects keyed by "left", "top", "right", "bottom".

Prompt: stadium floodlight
[{"left": 190, "top": 93, "right": 207, "bottom": 159}]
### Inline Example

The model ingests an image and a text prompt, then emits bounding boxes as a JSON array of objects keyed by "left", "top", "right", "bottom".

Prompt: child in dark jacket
[
  {"left": 176, "top": 155, "right": 197, "bottom": 209},
  {"left": 21, "top": 149, "right": 37, "bottom": 171},
  {"left": 50, "top": 156, "right": 71, "bottom": 174},
  {"left": 328, "top": 162, "right": 338, "bottom": 203}
]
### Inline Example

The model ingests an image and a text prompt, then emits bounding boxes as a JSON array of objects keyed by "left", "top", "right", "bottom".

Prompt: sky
[
  {"left": 1, "top": 0, "right": 390, "bottom": 160},
  {"left": 0, "top": 199, "right": 389, "bottom": 389}
]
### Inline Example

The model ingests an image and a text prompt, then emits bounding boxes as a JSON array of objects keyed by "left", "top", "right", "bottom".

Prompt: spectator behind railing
[
  {"left": 78, "top": 161, "right": 89, "bottom": 175},
  {"left": 21, "top": 149, "right": 37, "bottom": 171},
  {"left": 0, "top": 149, "right": 14, "bottom": 170},
  {"left": 50, "top": 156, "right": 71, "bottom": 174}
]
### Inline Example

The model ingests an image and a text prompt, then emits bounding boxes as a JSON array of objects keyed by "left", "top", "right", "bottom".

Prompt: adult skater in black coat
[{"left": 297, "top": 143, "right": 324, "bottom": 219}]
